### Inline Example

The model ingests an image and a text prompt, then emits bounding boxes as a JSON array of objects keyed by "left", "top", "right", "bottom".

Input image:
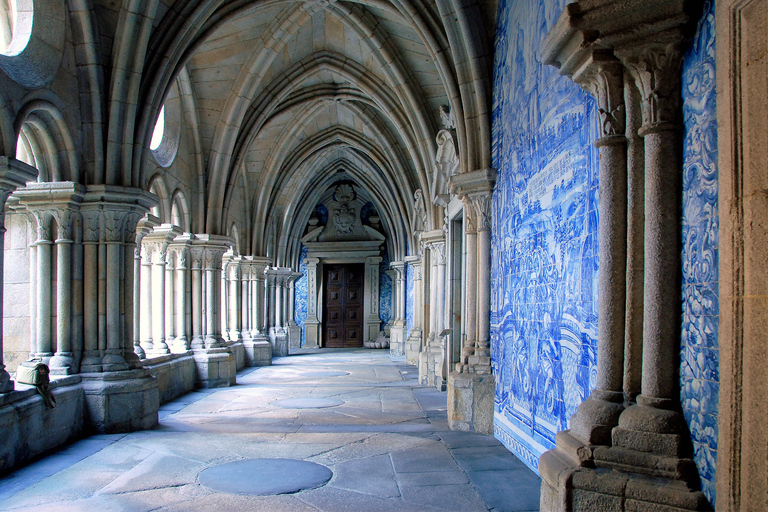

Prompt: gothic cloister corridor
[{"left": 0, "top": 349, "right": 541, "bottom": 512}]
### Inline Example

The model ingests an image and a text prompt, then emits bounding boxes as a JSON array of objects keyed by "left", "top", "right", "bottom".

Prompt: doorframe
[{"left": 321, "top": 262, "right": 365, "bottom": 347}]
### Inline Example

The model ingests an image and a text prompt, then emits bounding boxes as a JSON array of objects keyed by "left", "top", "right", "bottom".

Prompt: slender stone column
[
  {"left": 28, "top": 219, "right": 37, "bottom": 357},
  {"left": 33, "top": 212, "right": 53, "bottom": 360},
  {"left": 228, "top": 258, "right": 241, "bottom": 342},
  {"left": 240, "top": 261, "right": 251, "bottom": 339},
  {"left": 165, "top": 250, "right": 174, "bottom": 345},
  {"left": 274, "top": 274, "right": 283, "bottom": 334},
  {"left": 446, "top": 169, "right": 496, "bottom": 433},
  {"left": 404, "top": 255, "right": 423, "bottom": 364},
  {"left": 171, "top": 242, "right": 190, "bottom": 352},
  {"left": 81, "top": 211, "right": 101, "bottom": 371},
  {"left": 133, "top": 215, "right": 158, "bottom": 360},
  {"left": 389, "top": 261, "right": 407, "bottom": 355},
  {"left": 251, "top": 265, "right": 261, "bottom": 337},
  {"left": 204, "top": 251, "right": 222, "bottom": 348},
  {"left": 432, "top": 241, "right": 448, "bottom": 386},
  {"left": 457, "top": 204, "right": 477, "bottom": 371},
  {"left": 140, "top": 245, "right": 153, "bottom": 353},
  {"left": 542, "top": 50, "right": 630, "bottom": 444},
  {"left": 103, "top": 211, "right": 129, "bottom": 371},
  {"left": 190, "top": 245, "right": 204, "bottom": 349},
  {"left": 611, "top": 42, "right": 689, "bottom": 448},
  {"left": 152, "top": 244, "right": 168, "bottom": 354},
  {"left": 0, "top": 159, "right": 36, "bottom": 392},
  {"left": 51, "top": 212, "right": 75, "bottom": 372}
]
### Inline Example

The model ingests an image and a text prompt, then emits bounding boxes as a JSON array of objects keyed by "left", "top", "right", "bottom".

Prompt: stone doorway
[{"left": 322, "top": 264, "right": 364, "bottom": 347}]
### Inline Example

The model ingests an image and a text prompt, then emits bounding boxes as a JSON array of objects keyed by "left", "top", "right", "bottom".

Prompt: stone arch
[
  {"left": 14, "top": 99, "right": 78, "bottom": 182},
  {"left": 171, "top": 189, "right": 190, "bottom": 232},
  {"left": 147, "top": 173, "right": 170, "bottom": 223}
]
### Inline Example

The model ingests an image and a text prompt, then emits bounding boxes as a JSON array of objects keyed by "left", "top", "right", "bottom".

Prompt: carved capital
[
  {"left": 190, "top": 247, "right": 204, "bottom": 270},
  {"left": 463, "top": 200, "right": 477, "bottom": 234},
  {"left": 32, "top": 210, "right": 53, "bottom": 242},
  {"left": 470, "top": 194, "right": 492, "bottom": 232},
  {"left": 431, "top": 241, "right": 447, "bottom": 265},
  {"left": 581, "top": 59, "right": 626, "bottom": 138},
  {"left": 103, "top": 210, "right": 125, "bottom": 243},
  {"left": 621, "top": 44, "right": 684, "bottom": 132}
]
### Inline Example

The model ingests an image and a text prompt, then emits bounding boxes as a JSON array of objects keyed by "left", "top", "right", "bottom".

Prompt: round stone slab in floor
[
  {"left": 301, "top": 371, "right": 350, "bottom": 377},
  {"left": 272, "top": 397, "right": 344, "bottom": 408},
  {"left": 199, "top": 459, "right": 333, "bottom": 495}
]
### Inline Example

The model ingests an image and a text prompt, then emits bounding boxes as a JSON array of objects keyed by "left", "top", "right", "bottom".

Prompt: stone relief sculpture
[
  {"left": 411, "top": 189, "right": 426, "bottom": 234},
  {"left": 432, "top": 106, "right": 459, "bottom": 207}
]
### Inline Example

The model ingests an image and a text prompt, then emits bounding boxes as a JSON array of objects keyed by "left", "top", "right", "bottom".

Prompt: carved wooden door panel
[{"left": 323, "top": 264, "right": 364, "bottom": 347}]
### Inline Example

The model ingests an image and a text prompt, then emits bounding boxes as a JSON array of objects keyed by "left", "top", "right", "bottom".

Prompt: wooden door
[{"left": 323, "top": 264, "right": 364, "bottom": 347}]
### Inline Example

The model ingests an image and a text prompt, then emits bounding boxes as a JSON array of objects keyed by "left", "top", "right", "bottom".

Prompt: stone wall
[
  {"left": 681, "top": 0, "right": 719, "bottom": 504},
  {"left": 490, "top": 0, "right": 600, "bottom": 472}
]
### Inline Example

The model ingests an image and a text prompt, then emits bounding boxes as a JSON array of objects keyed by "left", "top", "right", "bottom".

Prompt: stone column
[
  {"left": 240, "top": 260, "right": 251, "bottom": 339},
  {"left": 190, "top": 234, "right": 235, "bottom": 388},
  {"left": 612, "top": 41, "right": 689, "bottom": 449},
  {"left": 384, "top": 268, "right": 396, "bottom": 335},
  {"left": 389, "top": 261, "right": 407, "bottom": 355},
  {"left": 403, "top": 255, "right": 422, "bottom": 364},
  {"left": 32, "top": 211, "right": 53, "bottom": 361},
  {"left": 225, "top": 255, "right": 242, "bottom": 342},
  {"left": 190, "top": 244, "right": 204, "bottom": 350},
  {"left": 0, "top": 159, "right": 36, "bottom": 392},
  {"left": 81, "top": 210, "right": 101, "bottom": 371},
  {"left": 303, "top": 257, "right": 321, "bottom": 348},
  {"left": 169, "top": 235, "right": 192, "bottom": 352},
  {"left": 50, "top": 211, "right": 75, "bottom": 372},
  {"left": 134, "top": 215, "right": 158, "bottom": 359},
  {"left": 456, "top": 203, "right": 477, "bottom": 371},
  {"left": 447, "top": 168, "right": 497, "bottom": 434},
  {"left": 242, "top": 257, "right": 272, "bottom": 366},
  {"left": 139, "top": 243, "right": 153, "bottom": 354},
  {"left": 418, "top": 231, "right": 445, "bottom": 388},
  {"left": 142, "top": 225, "right": 182, "bottom": 356},
  {"left": 433, "top": 241, "right": 448, "bottom": 388},
  {"left": 541, "top": 47, "right": 630, "bottom": 446},
  {"left": 364, "top": 256, "right": 383, "bottom": 342}
]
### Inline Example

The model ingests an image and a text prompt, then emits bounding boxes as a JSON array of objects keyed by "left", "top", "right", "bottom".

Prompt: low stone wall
[
  {"left": 0, "top": 376, "right": 84, "bottom": 473},
  {"left": 143, "top": 354, "right": 196, "bottom": 404}
]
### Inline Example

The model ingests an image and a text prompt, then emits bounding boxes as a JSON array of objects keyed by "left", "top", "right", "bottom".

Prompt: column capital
[
  {"left": 468, "top": 195, "right": 492, "bottom": 233},
  {"left": 188, "top": 234, "right": 233, "bottom": 270},
  {"left": 449, "top": 168, "right": 496, "bottom": 199},
  {"left": 14, "top": 182, "right": 86, "bottom": 242},
  {"left": 0, "top": 157, "right": 37, "bottom": 196}
]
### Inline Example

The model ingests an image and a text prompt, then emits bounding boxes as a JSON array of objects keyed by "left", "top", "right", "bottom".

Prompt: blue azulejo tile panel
[
  {"left": 491, "top": 0, "right": 600, "bottom": 474},
  {"left": 681, "top": 0, "right": 718, "bottom": 506},
  {"left": 379, "top": 251, "right": 392, "bottom": 330},
  {"left": 295, "top": 245, "right": 309, "bottom": 346},
  {"left": 405, "top": 262, "right": 414, "bottom": 336}
]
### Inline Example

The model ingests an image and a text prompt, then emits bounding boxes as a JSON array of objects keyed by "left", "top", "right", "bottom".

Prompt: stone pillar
[
  {"left": 189, "top": 235, "right": 235, "bottom": 388},
  {"left": 537, "top": 3, "right": 707, "bottom": 510},
  {"left": 240, "top": 261, "right": 251, "bottom": 339},
  {"left": 224, "top": 255, "right": 242, "bottom": 343},
  {"left": 456, "top": 203, "right": 477, "bottom": 371},
  {"left": 404, "top": 255, "right": 422, "bottom": 365},
  {"left": 612, "top": 41, "right": 690, "bottom": 451},
  {"left": 81, "top": 210, "right": 101, "bottom": 371},
  {"left": 190, "top": 244, "right": 203, "bottom": 350},
  {"left": 142, "top": 224, "right": 182, "bottom": 356},
  {"left": 266, "top": 267, "right": 290, "bottom": 357},
  {"left": 32, "top": 211, "right": 53, "bottom": 361},
  {"left": 303, "top": 257, "right": 321, "bottom": 348},
  {"left": 364, "top": 256, "right": 382, "bottom": 342},
  {"left": 133, "top": 215, "right": 159, "bottom": 359},
  {"left": 389, "top": 261, "right": 407, "bottom": 355},
  {"left": 78, "top": 185, "right": 159, "bottom": 432},
  {"left": 384, "top": 268, "right": 396, "bottom": 335},
  {"left": 0, "top": 159, "right": 36, "bottom": 393},
  {"left": 418, "top": 231, "right": 446, "bottom": 389},
  {"left": 169, "top": 235, "right": 192, "bottom": 352},
  {"left": 242, "top": 257, "right": 272, "bottom": 366},
  {"left": 447, "top": 169, "right": 496, "bottom": 435},
  {"left": 51, "top": 211, "right": 75, "bottom": 372}
]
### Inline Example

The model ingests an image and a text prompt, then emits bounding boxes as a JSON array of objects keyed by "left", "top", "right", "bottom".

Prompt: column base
[
  {"left": 171, "top": 336, "right": 189, "bottom": 353},
  {"left": 49, "top": 353, "right": 76, "bottom": 375},
  {"left": 304, "top": 321, "right": 320, "bottom": 348},
  {"left": 269, "top": 329, "right": 288, "bottom": 357},
  {"left": 244, "top": 337, "right": 272, "bottom": 366},
  {"left": 101, "top": 353, "right": 129, "bottom": 372},
  {"left": 288, "top": 323, "right": 302, "bottom": 351},
  {"left": 193, "top": 347, "right": 236, "bottom": 388},
  {"left": 80, "top": 352, "right": 102, "bottom": 373},
  {"left": 418, "top": 336, "right": 445, "bottom": 390},
  {"left": 230, "top": 341, "right": 246, "bottom": 371},
  {"left": 568, "top": 389, "right": 626, "bottom": 446},
  {"left": 405, "top": 328, "right": 422, "bottom": 365},
  {"left": 447, "top": 370, "right": 494, "bottom": 434},
  {"left": 389, "top": 324, "right": 406, "bottom": 356},
  {"left": 0, "top": 369, "right": 13, "bottom": 393},
  {"left": 539, "top": 395, "right": 713, "bottom": 511},
  {"left": 81, "top": 369, "right": 159, "bottom": 434}
]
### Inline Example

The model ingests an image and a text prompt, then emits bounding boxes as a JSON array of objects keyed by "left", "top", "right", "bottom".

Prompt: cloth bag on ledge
[{"left": 16, "top": 360, "right": 57, "bottom": 408}]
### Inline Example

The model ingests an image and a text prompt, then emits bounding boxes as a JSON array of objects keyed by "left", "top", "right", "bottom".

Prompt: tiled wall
[
  {"left": 681, "top": 1, "right": 719, "bottom": 505},
  {"left": 295, "top": 245, "right": 309, "bottom": 346},
  {"left": 379, "top": 250, "right": 392, "bottom": 330},
  {"left": 490, "top": 0, "right": 600, "bottom": 472}
]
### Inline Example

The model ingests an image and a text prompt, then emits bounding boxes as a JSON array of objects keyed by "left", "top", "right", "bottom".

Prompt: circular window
[
  {"left": 150, "top": 105, "right": 165, "bottom": 151},
  {"left": 0, "top": 0, "right": 32, "bottom": 57}
]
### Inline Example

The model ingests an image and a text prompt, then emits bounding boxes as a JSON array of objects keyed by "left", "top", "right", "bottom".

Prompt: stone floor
[{"left": 0, "top": 349, "right": 541, "bottom": 511}]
